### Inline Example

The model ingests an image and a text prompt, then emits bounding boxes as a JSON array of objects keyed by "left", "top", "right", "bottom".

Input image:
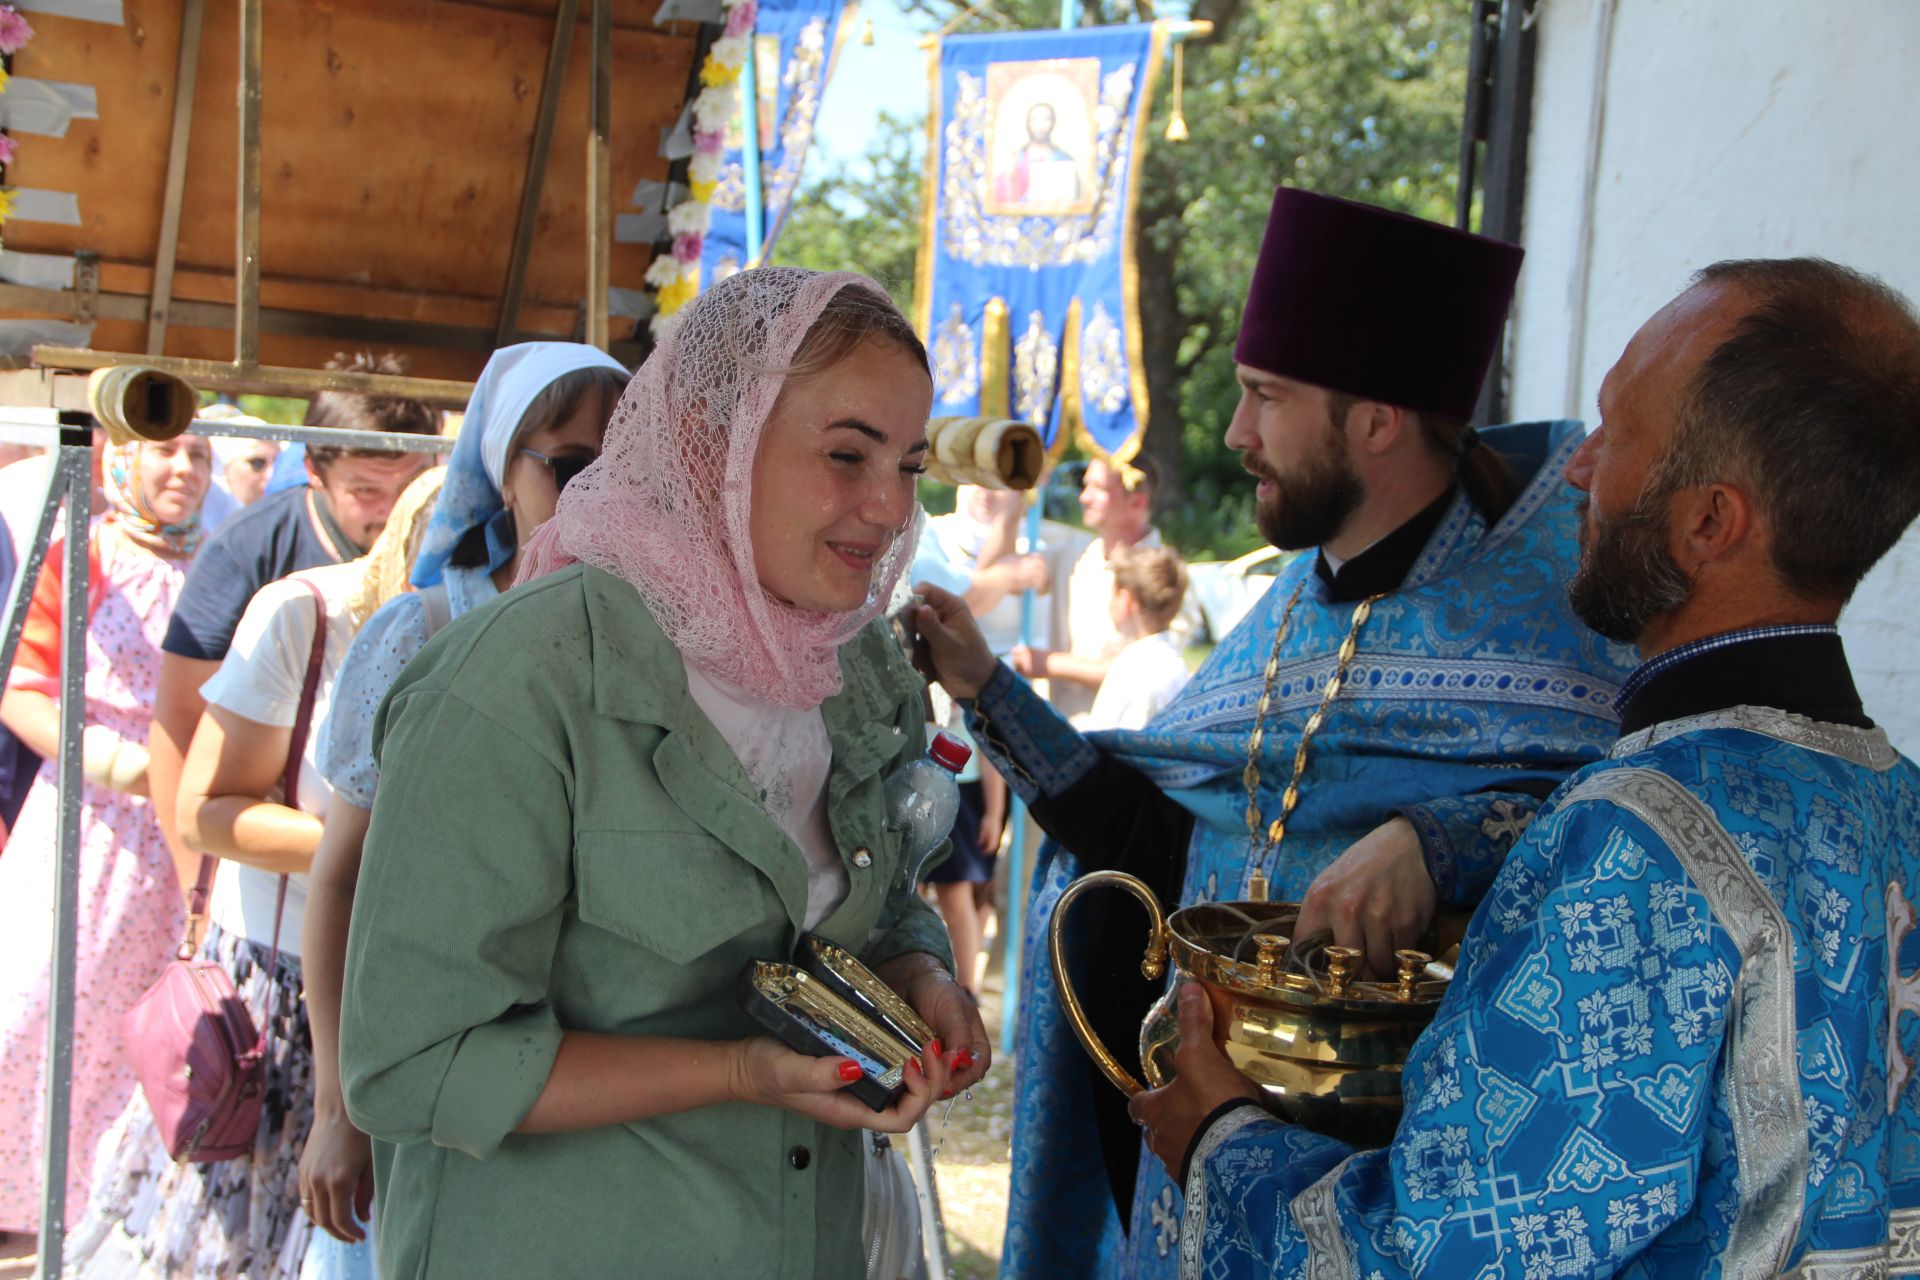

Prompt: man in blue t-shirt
[{"left": 148, "top": 353, "right": 439, "bottom": 895}]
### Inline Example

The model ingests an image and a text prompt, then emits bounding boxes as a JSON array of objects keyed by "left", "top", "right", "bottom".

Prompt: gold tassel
[
  {"left": 860, "top": 18, "right": 875, "bottom": 45},
  {"left": 1165, "top": 39, "right": 1190, "bottom": 142},
  {"left": 980, "top": 298, "right": 1011, "bottom": 420}
]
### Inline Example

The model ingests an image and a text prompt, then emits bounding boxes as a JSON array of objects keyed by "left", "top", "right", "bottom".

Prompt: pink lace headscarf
[{"left": 516, "top": 267, "right": 921, "bottom": 709}]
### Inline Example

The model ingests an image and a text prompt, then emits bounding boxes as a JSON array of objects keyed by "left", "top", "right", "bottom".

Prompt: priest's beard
[
  {"left": 1567, "top": 489, "right": 1692, "bottom": 644},
  {"left": 1254, "top": 424, "right": 1365, "bottom": 552}
]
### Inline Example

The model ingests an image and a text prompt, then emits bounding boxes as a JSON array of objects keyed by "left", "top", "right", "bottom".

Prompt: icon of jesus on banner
[{"left": 984, "top": 57, "right": 1099, "bottom": 217}]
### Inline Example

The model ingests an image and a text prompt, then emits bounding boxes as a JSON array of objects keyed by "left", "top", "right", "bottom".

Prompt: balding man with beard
[{"left": 1137, "top": 256, "right": 1920, "bottom": 1279}]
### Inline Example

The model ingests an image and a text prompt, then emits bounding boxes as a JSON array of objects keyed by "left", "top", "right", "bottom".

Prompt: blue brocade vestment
[
  {"left": 1182, "top": 706, "right": 1920, "bottom": 1278},
  {"left": 978, "top": 422, "right": 1640, "bottom": 1279}
]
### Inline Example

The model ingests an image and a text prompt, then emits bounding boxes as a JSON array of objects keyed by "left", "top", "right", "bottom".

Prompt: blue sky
[{"left": 808, "top": 0, "right": 938, "bottom": 179}]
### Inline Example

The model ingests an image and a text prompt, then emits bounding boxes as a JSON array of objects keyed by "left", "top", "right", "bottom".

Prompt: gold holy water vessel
[{"left": 1049, "top": 871, "right": 1461, "bottom": 1145}]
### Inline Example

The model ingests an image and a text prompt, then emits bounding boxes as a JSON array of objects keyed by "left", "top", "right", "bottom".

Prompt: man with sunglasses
[{"left": 148, "top": 352, "right": 439, "bottom": 901}]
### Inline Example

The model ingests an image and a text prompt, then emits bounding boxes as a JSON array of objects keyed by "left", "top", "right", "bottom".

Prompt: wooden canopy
[{"left": 0, "top": 0, "right": 706, "bottom": 395}]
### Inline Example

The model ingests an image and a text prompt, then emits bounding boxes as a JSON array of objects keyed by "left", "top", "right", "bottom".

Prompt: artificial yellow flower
[{"left": 699, "top": 57, "right": 742, "bottom": 89}]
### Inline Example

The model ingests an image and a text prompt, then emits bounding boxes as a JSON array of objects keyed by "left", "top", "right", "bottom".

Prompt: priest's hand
[
  {"left": 911, "top": 583, "right": 999, "bottom": 700},
  {"left": 1294, "top": 815, "right": 1435, "bottom": 978},
  {"left": 1129, "top": 984, "right": 1263, "bottom": 1177}
]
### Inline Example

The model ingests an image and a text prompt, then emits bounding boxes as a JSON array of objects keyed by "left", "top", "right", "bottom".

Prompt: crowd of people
[{"left": 0, "top": 181, "right": 1913, "bottom": 1280}]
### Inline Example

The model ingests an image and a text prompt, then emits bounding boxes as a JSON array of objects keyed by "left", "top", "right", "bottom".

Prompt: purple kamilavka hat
[{"left": 1233, "top": 187, "right": 1525, "bottom": 421}]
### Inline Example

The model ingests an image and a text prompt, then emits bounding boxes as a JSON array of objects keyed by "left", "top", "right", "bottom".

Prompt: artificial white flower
[
  {"left": 645, "top": 255, "right": 684, "bottom": 287},
  {"left": 711, "top": 36, "right": 748, "bottom": 69},
  {"left": 693, "top": 85, "right": 740, "bottom": 131},
  {"left": 689, "top": 151, "right": 723, "bottom": 185},
  {"left": 667, "top": 199, "right": 712, "bottom": 235}
]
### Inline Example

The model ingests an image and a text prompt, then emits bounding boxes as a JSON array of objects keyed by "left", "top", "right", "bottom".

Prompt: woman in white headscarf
[
  {"left": 296, "top": 344, "right": 627, "bottom": 1244},
  {"left": 339, "top": 269, "right": 988, "bottom": 1277}
]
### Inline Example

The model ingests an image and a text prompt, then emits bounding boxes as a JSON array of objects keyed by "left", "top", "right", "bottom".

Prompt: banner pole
[
  {"left": 997, "top": 0, "right": 1085, "bottom": 1059},
  {"left": 742, "top": 27, "right": 766, "bottom": 264}
]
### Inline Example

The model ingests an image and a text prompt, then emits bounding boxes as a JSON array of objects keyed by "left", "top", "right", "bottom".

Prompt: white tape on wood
[
  {"left": 8, "top": 189, "right": 82, "bottom": 225},
  {"left": 615, "top": 212, "right": 668, "bottom": 243},
  {"left": 0, "top": 320, "right": 94, "bottom": 356},
  {"left": 16, "top": 0, "right": 125, "bottom": 25},
  {"left": 0, "top": 250, "right": 79, "bottom": 289},
  {"left": 0, "top": 79, "right": 100, "bottom": 138}
]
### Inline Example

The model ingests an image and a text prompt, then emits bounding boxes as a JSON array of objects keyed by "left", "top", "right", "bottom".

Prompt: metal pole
[
  {"left": 0, "top": 457, "right": 68, "bottom": 677},
  {"left": 35, "top": 419, "right": 91, "bottom": 1276},
  {"left": 235, "top": 0, "right": 263, "bottom": 367},
  {"left": 999, "top": 498, "right": 1044, "bottom": 1049},
  {"left": 906, "top": 1122, "right": 952, "bottom": 1280},
  {"left": 999, "top": 0, "right": 1081, "bottom": 1053},
  {"left": 741, "top": 22, "right": 765, "bottom": 265},
  {"left": 586, "top": 0, "right": 612, "bottom": 350}
]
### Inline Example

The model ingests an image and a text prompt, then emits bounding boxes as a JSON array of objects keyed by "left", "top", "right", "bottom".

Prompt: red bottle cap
[{"left": 928, "top": 731, "right": 972, "bottom": 773}]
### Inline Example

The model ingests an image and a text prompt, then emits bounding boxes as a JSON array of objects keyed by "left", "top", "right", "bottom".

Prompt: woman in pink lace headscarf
[{"left": 337, "top": 268, "right": 988, "bottom": 1277}]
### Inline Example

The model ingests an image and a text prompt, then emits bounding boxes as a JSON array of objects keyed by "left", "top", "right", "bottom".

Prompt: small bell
[
  {"left": 860, "top": 17, "right": 875, "bottom": 45},
  {"left": 1164, "top": 38, "right": 1191, "bottom": 143}
]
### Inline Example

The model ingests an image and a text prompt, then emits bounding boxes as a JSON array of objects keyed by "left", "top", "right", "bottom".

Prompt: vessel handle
[{"left": 1047, "top": 870, "right": 1169, "bottom": 1097}]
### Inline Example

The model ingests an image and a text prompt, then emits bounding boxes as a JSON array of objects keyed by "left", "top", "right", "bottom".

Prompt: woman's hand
[
  {"left": 877, "top": 952, "right": 990, "bottom": 1097},
  {"left": 727, "top": 1035, "right": 945, "bottom": 1134},
  {"left": 298, "top": 1098, "right": 375, "bottom": 1243}
]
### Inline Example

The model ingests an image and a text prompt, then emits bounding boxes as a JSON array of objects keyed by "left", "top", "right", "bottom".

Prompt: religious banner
[
  {"left": 916, "top": 22, "right": 1167, "bottom": 459},
  {"left": 700, "top": 0, "right": 856, "bottom": 284}
]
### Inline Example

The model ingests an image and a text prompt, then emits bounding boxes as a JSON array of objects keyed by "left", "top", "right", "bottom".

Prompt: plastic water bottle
[{"left": 886, "top": 731, "right": 972, "bottom": 889}]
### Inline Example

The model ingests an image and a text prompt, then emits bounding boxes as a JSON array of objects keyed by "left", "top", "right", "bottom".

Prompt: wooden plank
[
  {"left": 31, "top": 345, "right": 477, "bottom": 407},
  {"left": 235, "top": 0, "right": 263, "bottom": 364},
  {"left": 1, "top": 1, "right": 697, "bottom": 368},
  {"left": 146, "top": 0, "right": 206, "bottom": 355},
  {"left": 498, "top": 0, "right": 579, "bottom": 346},
  {"left": 586, "top": 0, "right": 612, "bottom": 350}
]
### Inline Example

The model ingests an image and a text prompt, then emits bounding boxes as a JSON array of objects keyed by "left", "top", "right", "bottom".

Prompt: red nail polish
[
  {"left": 838, "top": 1060, "right": 863, "bottom": 1083},
  {"left": 941, "top": 1086, "right": 955, "bottom": 1100},
  {"left": 908, "top": 1055, "right": 923, "bottom": 1075},
  {"left": 928, "top": 1039, "right": 944, "bottom": 1059},
  {"left": 952, "top": 1048, "right": 974, "bottom": 1072}
]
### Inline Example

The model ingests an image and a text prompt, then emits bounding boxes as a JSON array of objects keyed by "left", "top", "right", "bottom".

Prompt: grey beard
[{"left": 1567, "top": 493, "right": 1692, "bottom": 644}]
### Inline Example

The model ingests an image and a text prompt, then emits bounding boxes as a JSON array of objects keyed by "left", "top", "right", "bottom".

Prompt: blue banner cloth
[
  {"left": 701, "top": 0, "right": 852, "bottom": 283},
  {"left": 918, "top": 24, "right": 1164, "bottom": 457}
]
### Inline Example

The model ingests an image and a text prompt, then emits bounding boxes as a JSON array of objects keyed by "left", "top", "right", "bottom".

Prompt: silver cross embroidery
[
  {"left": 1151, "top": 1185, "right": 1179, "bottom": 1258},
  {"left": 1886, "top": 881, "right": 1920, "bottom": 1099},
  {"left": 1482, "top": 798, "right": 1533, "bottom": 849}
]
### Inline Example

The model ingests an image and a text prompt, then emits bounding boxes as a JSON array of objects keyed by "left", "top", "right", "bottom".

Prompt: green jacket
[{"left": 341, "top": 565, "right": 953, "bottom": 1279}]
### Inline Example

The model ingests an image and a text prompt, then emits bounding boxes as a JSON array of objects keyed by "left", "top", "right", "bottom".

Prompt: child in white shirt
[{"left": 1079, "top": 544, "right": 1191, "bottom": 731}]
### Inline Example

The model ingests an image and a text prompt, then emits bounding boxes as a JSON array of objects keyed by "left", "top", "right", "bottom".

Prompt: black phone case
[{"left": 735, "top": 961, "right": 905, "bottom": 1113}]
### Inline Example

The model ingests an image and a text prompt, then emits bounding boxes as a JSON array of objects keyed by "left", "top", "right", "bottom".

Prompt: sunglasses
[{"left": 520, "top": 447, "right": 596, "bottom": 492}]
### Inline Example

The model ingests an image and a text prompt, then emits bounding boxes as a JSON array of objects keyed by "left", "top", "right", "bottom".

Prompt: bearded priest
[{"left": 912, "top": 187, "right": 1637, "bottom": 1279}]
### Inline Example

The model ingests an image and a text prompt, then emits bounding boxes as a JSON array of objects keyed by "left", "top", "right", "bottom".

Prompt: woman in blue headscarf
[{"left": 295, "top": 343, "right": 627, "bottom": 1245}]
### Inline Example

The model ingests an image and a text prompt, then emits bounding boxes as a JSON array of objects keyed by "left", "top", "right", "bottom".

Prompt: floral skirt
[{"left": 62, "top": 925, "right": 374, "bottom": 1280}]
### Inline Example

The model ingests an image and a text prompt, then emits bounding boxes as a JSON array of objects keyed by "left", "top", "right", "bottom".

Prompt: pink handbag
[{"left": 120, "top": 578, "right": 326, "bottom": 1162}]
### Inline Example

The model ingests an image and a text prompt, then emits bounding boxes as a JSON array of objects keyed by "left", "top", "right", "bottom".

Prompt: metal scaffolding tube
[{"left": 32, "top": 423, "right": 94, "bottom": 1275}]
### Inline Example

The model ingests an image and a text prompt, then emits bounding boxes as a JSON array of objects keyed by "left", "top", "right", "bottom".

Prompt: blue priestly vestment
[
  {"left": 971, "top": 421, "right": 1639, "bottom": 1279},
  {"left": 1178, "top": 627, "right": 1920, "bottom": 1278}
]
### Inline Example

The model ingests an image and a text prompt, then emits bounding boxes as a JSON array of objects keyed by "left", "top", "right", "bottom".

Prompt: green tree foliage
[{"left": 787, "top": 0, "right": 1473, "bottom": 560}]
